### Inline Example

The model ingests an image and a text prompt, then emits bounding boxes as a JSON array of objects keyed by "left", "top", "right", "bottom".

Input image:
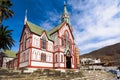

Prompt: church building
[{"left": 18, "top": 3, "right": 77, "bottom": 71}]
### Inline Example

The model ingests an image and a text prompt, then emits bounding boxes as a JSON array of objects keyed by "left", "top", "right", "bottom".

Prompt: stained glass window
[
  {"left": 66, "top": 32, "right": 68, "bottom": 47},
  {"left": 62, "top": 37, "right": 64, "bottom": 46}
]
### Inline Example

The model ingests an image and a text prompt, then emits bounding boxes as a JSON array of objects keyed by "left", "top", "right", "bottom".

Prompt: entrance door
[{"left": 66, "top": 56, "right": 71, "bottom": 68}]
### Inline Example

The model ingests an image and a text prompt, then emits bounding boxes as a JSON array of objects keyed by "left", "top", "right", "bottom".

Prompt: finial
[
  {"left": 25, "top": 9, "right": 27, "bottom": 17},
  {"left": 24, "top": 9, "right": 27, "bottom": 25},
  {"left": 64, "top": 1, "right": 66, "bottom": 6}
]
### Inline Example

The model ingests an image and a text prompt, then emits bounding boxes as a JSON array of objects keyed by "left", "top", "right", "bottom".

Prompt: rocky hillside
[{"left": 81, "top": 43, "right": 120, "bottom": 63}]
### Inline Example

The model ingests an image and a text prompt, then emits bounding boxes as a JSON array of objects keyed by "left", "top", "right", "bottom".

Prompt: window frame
[{"left": 41, "top": 53, "right": 46, "bottom": 62}]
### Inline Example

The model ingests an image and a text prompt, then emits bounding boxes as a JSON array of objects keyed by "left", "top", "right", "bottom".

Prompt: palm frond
[
  {"left": 0, "top": 0, "right": 14, "bottom": 24},
  {"left": 0, "top": 25, "right": 15, "bottom": 50}
]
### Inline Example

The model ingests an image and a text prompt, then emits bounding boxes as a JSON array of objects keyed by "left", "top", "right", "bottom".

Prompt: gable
[
  {"left": 20, "top": 25, "right": 30, "bottom": 43},
  {"left": 41, "top": 31, "right": 48, "bottom": 41},
  {"left": 26, "top": 21, "right": 44, "bottom": 36},
  {"left": 59, "top": 22, "right": 74, "bottom": 40},
  {"left": 20, "top": 21, "right": 53, "bottom": 43}
]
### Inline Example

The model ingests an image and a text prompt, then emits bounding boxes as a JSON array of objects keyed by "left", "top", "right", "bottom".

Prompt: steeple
[
  {"left": 61, "top": 1, "right": 71, "bottom": 24},
  {"left": 24, "top": 9, "right": 27, "bottom": 25}
]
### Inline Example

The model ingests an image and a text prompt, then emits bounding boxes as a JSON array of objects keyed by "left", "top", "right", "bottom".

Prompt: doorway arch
[{"left": 66, "top": 50, "right": 71, "bottom": 69}]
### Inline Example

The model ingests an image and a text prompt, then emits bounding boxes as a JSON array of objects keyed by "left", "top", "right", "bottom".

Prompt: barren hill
[{"left": 81, "top": 43, "right": 120, "bottom": 63}]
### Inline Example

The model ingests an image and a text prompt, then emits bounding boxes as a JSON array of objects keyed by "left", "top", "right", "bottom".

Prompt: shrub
[{"left": 0, "top": 69, "right": 9, "bottom": 75}]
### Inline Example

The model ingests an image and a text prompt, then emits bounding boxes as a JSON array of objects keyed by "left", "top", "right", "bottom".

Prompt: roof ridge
[
  {"left": 26, "top": 21, "right": 45, "bottom": 31},
  {"left": 26, "top": 21, "right": 53, "bottom": 41}
]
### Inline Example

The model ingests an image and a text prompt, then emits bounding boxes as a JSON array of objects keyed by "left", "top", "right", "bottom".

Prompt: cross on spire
[
  {"left": 64, "top": 1, "right": 66, "bottom": 6},
  {"left": 24, "top": 9, "right": 27, "bottom": 25}
]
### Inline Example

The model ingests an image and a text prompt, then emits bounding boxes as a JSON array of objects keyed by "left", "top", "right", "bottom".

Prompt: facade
[
  {"left": 0, "top": 50, "right": 17, "bottom": 68},
  {"left": 17, "top": 4, "right": 77, "bottom": 70},
  {"left": 6, "top": 58, "right": 18, "bottom": 69}
]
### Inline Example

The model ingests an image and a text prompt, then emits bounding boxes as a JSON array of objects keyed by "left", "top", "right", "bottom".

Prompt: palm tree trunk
[{"left": 0, "top": 11, "right": 2, "bottom": 24}]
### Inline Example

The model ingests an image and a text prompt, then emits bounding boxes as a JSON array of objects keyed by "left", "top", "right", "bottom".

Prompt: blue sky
[{"left": 3, "top": 0, "right": 120, "bottom": 54}]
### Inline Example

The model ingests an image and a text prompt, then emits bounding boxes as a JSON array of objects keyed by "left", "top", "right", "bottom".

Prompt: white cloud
[
  {"left": 69, "top": 0, "right": 120, "bottom": 54},
  {"left": 40, "top": 20, "right": 53, "bottom": 31},
  {"left": 40, "top": 9, "right": 60, "bottom": 31},
  {"left": 80, "top": 37, "right": 120, "bottom": 53}
]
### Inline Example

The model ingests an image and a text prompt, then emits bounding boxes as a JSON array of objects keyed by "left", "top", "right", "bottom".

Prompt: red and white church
[{"left": 17, "top": 3, "right": 77, "bottom": 71}]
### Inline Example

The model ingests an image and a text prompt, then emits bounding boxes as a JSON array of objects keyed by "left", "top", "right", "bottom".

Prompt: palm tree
[
  {"left": 0, "top": 25, "right": 15, "bottom": 51},
  {"left": 0, "top": 0, "right": 14, "bottom": 24}
]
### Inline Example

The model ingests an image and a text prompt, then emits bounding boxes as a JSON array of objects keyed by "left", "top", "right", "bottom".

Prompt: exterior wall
[
  {"left": 30, "top": 48, "right": 53, "bottom": 68},
  {"left": 14, "top": 58, "right": 18, "bottom": 69},
  {"left": 47, "top": 41, "right": 53, "bottom": 52},
  {"left": 20, "top": 62, "right": 29, "bottom": 68},
  {"left": 2, "top": 57, "right": 14, "bottom": 68},
  {"left": 6, "top": 58, "right": 18, "bottom": 69},
  {"left": 51, "top": 32, "right": 58, "bottom": 52},
  {"left": 31, "top": 61, "right": 53, "bottom": 67},
  {"left": 19, "top": 49, "right": 30, "bottom": 68},
  {"left": 32, "top": 34, "right": 40, "bottom": 48}
]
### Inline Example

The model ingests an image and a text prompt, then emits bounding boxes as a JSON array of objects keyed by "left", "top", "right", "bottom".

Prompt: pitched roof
[
  {"left": 1, "top": 50, "right": 17, "bottom": 58},
  {"left": 26, "top": 21, "right": 44, "bottom": 35},
  {"left": 26, "top": 21, "right": 53, "bottom": 41}
]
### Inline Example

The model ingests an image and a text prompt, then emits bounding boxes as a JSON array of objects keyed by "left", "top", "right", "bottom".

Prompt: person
[{"left": 116, "top": 68, "right": 120, "bottom": 80}]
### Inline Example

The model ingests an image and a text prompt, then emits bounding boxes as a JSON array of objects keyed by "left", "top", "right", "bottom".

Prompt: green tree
[
  {"left": 0, "top": 25, "right": 15, "bottom": 51},
  {"left": 0, "top": 0, "right": 14, "bottom": 24}
]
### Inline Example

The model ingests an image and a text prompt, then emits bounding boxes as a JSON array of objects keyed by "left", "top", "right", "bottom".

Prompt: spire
[
  {"left": 24, "top": 9, "right": 27, "bottom": 25},
  {"left": 61, "top": 1, "right": 71, "bottom": 25},
  {"left": 63, "top": 1, "right": 68, "bottom": 14}
]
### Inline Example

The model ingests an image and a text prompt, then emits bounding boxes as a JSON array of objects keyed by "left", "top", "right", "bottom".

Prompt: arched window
[
  {"left": 55, "top": 54, "right": 57, "bottom": 62},
  {"left": 23, "top": 53, "right": 26, "bottom": 62},
  {"left": 65, "top": 32, "right": 68, "bottom": 47},
  {"left": 33, "top": 50, "right": 37, "bottom": 60},
  {"left": 61, "top": 55, "right": 63, "bottom": 62},
  {"left": 39, "top": 53, "right": 41, "bottom": 61},
  {"left": 23, "top": 34, "right": 27, "bottom": 50},
  {"left": 70, "top": 39, "right": 72, "bottom": 50},
  {"left": 61, "top": 36, "right": 64, "bottom": 46},
  {"left": 48, "top": 55, "right": 51, "bottom": 62},
  {"left": 41, "top": 53, "right": 46, "bottom": 62},
  {"left": 42, "top": 36, "right": 46, "bottom": 49},
  {"left": 35, "top": 52, "right": 37, "bottom": 60},
  {"left": 26, "top": 52, "right": 28, "bottom": 61}
]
